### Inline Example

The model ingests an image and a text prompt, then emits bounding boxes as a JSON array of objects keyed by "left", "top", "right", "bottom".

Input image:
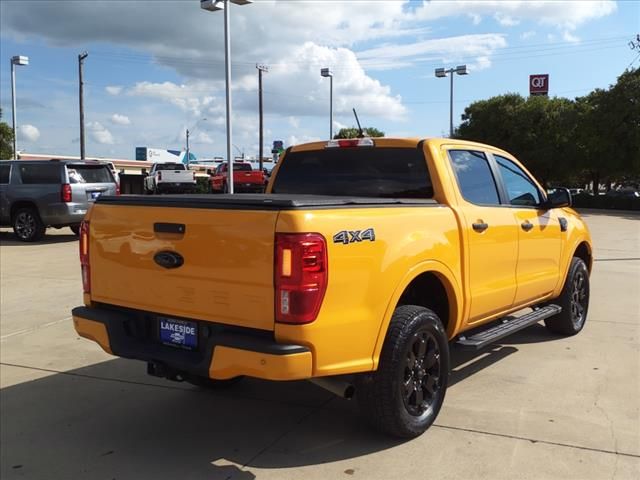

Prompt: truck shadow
[{"left": 0, "top": 324, "right": 561, "bottom": 479}]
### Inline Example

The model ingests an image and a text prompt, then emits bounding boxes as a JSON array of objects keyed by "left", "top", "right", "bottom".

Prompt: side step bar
[{"left": 456, "top": 304, "right": 562, "bottom": 350}]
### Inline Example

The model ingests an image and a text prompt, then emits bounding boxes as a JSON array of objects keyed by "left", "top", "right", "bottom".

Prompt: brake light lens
[
  {"left": 79, "top": 221, "right": 91, "bottom": 293},
  {"left": 326, "top": 138, "right": 374, "bottom": 148},
  {"left": 193, "top": 171, "right": 197, "bottom": 180},
  {"left": 115, "top": 183, "right": 120, "bottom": 196},
  {"left": 61, "top": 183, "right": 72, "bottom": 203},
  {"left": 158, "top": 171, "right": 162, "bottom": 181},
  {"left": 275, "top": 233, "right": 328, "bottom": 324}
]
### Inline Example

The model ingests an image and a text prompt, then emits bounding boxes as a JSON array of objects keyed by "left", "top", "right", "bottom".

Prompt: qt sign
[{"left": 530, "top": 74, "right": 549, "bottom": 96}]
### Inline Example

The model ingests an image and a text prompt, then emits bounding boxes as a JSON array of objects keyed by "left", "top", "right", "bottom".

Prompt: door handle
[
  {"left": 521, "top": 221, "right": 534, "bottom": 232},
  {"left": 472, "top": 222, "right": 489, "bottom": 232}
]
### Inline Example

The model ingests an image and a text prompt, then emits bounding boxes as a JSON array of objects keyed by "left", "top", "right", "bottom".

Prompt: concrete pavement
[{"left": 1, "top": 212, "right": 638, "bottom": 479}]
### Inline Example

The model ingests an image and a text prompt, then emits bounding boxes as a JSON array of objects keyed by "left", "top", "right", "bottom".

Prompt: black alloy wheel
[{"left": 403, "top": 330, "right": 442, "bottom": 417}]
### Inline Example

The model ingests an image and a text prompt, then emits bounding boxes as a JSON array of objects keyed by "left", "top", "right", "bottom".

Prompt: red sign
[{"left": 530, "top": 74, "right": 549, "bottom": 96}]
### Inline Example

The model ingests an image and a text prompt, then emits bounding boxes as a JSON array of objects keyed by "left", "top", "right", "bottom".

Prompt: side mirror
[{"left": 545, "top": 188, "right": 572, "bottom": 209}]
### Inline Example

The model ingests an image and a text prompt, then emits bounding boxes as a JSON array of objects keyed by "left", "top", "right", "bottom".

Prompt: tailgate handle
[{"left": 154, "top": 223, "right": 186, "bottom": 234}]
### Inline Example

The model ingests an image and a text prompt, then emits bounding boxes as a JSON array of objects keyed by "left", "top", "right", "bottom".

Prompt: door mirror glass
[{"left": 546, "top": 188, "right": 572, "bottom": 208}]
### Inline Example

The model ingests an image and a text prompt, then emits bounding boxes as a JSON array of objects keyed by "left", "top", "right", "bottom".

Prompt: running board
[{"left": 456, "top": 304, "right": 562, "bottom": 350}]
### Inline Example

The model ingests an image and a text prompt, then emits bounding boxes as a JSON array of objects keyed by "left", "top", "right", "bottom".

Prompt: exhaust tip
[{"left": 344, "top": 384, "right": 355, "bottom": 400}]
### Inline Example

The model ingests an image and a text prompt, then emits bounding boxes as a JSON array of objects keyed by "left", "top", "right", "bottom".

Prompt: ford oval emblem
[{"left": 154, "top": 251, "right": 184, "bottom": 269}]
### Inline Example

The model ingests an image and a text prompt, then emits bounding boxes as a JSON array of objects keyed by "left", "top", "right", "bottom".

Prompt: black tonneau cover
[{"left": 96, "top": 194, "right": 439, "bottom": 210}]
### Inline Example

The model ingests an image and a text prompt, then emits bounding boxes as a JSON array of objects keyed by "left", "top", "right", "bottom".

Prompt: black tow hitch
[{"left": 147, "top": 361, "right": 186, "bottom": 382}]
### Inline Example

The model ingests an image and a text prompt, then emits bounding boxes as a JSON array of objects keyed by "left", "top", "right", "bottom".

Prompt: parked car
[
  {"left": 208, "top": 162, "right": 266, "bottom": 193},
  {"left": 72, "top": 137, "right": 592, "bottom": 438},
  {"left": 144, "top": 162, "right": 196, "bottom": 194},
  {"left": 0, "top": 159, "right": 118, "bottom": 241},
  {"left": 605, "top": 189, "right": 640, "bottom": 198}
]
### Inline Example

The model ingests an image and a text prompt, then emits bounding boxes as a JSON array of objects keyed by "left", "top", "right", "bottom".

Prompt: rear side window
[
  {"left": 0, "top": 164, "right": 10, "bottom": 184},
  {"left": 271, "top": 148, "right": 433, "bottom": 198},
  {"left": 495, "top": 155, "right": 543, "bottom": 207},
  {"left": 68, "top": 165, "right": 114, "bottom": 184},
  {"left": 448, "top": 150, "right": 500, "bottom": 205},
  {"left": 18, "top": 164, "right": 61, "bottom": 184}
]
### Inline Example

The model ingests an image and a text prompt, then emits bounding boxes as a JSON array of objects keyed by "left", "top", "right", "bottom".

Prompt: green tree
[
  {"left": 0, "top": 108, "right": 14, "bottom": 159},
  {"left": 334, "top": 126, "right": 385, "bottom": 139}
]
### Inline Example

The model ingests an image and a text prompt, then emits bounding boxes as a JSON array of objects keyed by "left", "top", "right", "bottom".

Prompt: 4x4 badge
[{"left": 333, "top": 228, "right": 375, "bottom": 245}]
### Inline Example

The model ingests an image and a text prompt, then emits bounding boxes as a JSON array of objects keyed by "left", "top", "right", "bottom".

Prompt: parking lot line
[{"left": 0, "top": 316, "right": 71, "bottom": 341}]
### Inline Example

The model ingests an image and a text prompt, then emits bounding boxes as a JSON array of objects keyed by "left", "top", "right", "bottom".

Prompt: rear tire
[
  {"left": 185, "top": 375, "right": 243, "bottom": 389},
  {"left": 355, "top": 305, "right": 449, "bottom": 438},
  {"left": 544, "top": 257, "right": 590, "bottom": 335},
  {"left": 70, "top": 225, "right": 80, "bottom": 236},
  {"left": 12, "top": 207, "right": 46, "bottom": 242}
]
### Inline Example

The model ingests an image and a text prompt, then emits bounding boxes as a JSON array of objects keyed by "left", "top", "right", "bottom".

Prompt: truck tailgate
[{"left": 88, "top": 203, "right": 277, "bottom": 331}]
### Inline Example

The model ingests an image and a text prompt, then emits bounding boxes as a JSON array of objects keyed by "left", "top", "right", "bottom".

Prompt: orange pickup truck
[
  {"left": 208, "top": 161, "right": 266, "bottom": 193},
  {"left": 72, "top": 137, "right": 592, "bottom": 438}
]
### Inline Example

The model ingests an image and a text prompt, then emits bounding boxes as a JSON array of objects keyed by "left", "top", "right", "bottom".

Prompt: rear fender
[{"left": 371, "top": 260, "right": 462, "bottom": 370}]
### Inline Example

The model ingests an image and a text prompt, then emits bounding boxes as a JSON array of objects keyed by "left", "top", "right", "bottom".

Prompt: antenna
[{"left": 353, "top": 108, "right": 365, "bottom": 138}]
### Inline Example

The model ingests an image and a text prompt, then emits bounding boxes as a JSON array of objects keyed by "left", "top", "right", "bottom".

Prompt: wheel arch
[
  {"left": 573, "top": 241, "right": 593, "bottom": 273},
  {"left": 372, "top": 261, "right": 462, "bottom": 370},
  {"left": 10, "top": 200, "right": 39, "bottom": 220}
]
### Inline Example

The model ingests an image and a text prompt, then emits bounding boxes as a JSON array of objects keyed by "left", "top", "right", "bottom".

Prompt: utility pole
[
  {"left": 186, "top": 128, "right": 190, "bottom": 165},
  {"left": 256, "top": 64, "right": 268, "bottom": 171},
  {"left": 78, "top": 51, "right": 88, "bottom": 159}
]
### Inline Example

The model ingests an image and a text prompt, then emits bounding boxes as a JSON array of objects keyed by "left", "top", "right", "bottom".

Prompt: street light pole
[
  {"left": 10, "top": 55, "right": 29, "bottom": 160},
  {"left": 186, "top": 128, "right": 190, "bottom": 165},
  {"left": 78, "top": 51, "right": 88, "bottom": 160},
  {"left": 257, "top": 64, "right": 268, "bottom": 171},
  {"left": 435, "top": 65, "right": 468, "bottom": 137},
  {"left": 321, "top": 68, "right": 334, "bottom": 139},
  {"left": 201, "top": 0, "right": 253, "bottom": 193}
]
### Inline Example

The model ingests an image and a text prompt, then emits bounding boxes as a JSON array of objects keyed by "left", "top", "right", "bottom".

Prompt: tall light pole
[
  {"left": 10, "top": 55, "right": 29, "bottom": 160},
  {"left": 256, "top": 64, "right": 268, "bottom": 171},
  {"left": 78, "top": 51, "right": 88, "bottom": 160},
  {"left": 186, "top": 117, "right": 207, "bottom": 165},
  {"left": 201, "top": 0, "right": 253, "bottom": 194},
  {"left": 435, "top": 65, "right": 468, "bottom": 137},
  {"left": 321, "top": 68, "right": 333, "bottom": 139}
]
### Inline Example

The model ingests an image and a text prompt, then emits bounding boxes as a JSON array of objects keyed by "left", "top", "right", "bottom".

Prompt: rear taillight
[
  {"left": 158, "top": 171, "right": 162, "bottom": 181},
  {"left": 115, "top": 183, "right": 120, "bottom": 196},
  {"left": 193, "top": 171, "right": 196, "bottom": 180},
  {"left": 79, "top": 221, "right": 91, "bottom": 294},
  {"left": 275, "top": 233, "right": 328, "bottom": 324},
  {"left": 61, "top": 183, "right": 72, "bottom": 202}
]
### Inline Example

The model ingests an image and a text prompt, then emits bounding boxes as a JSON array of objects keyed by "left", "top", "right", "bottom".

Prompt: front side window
[
  {"left": 495, "top": 155, "right": 543, "bottom": 207},
  {"left": 18, "top": 164, "right": 61, "bottom": 184},
  {"left": 0, "top": 164, "right": 10, "bottom": 184},
  {"left": 448, "top": 150, "right": 500, "bottom": 205}
]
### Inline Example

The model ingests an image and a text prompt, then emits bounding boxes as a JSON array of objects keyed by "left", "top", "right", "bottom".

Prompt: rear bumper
[
  {"left": 72, "top": 306, "right": 312, "bottom": 381},
  {"left": 157, "top": 183, "right": 197, "bottom": 193},
  {"left": 40, "top": 202, "right": 87, "bottom": 226},
  {"left": 234, "top": 183, "right": 265, "bottom": 193}
]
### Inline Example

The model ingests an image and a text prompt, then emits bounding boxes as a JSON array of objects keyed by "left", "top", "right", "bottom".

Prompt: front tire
[
  {"left": 355, "top": 305, "right": 449, "bottom": 438},
  {"left": 544, "top": 257, "right": 590, "bottom": 335},
  {"left": 12, "top": 207, "right": 46, "bottom": 242}
]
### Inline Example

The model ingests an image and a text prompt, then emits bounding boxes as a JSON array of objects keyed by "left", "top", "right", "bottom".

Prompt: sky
[{"left": 0, "top": 0, "right": 638, "bottom": 160}]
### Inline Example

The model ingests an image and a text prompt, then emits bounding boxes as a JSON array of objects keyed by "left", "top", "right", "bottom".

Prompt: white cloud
[
  {"left": 194, "top": 131, "right": 213, "bottom": 145},
  {"left": 105, "top": 85, "right": 122, "bottom": 96},
  {"left": 520, "top": 31, "right": 536, "bottom": 40},
  {"left": 357, "top": 34, "right": 507, "bottom": 71},
  {"left": 87, "top": 122, "right": 114, "bottom": 144},
  {"left": 288, "top": 116, "right": 300, "bottom": 129},
  {"left": 19, "top": 124, "right": 40, "bottom": 142},
  {"left": 495, "top": 14, "right": 520, "bottom": 27},
  {"left": 110, "top": 113, "right": 130, "bottom": 125},
  {"left": 562, "top": 31, "right": 580, "bottom": 43}
]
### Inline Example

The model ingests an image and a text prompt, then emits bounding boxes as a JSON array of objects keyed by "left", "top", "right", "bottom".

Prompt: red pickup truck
[{"left": 208, "top": 162, "right": 265, "bottom": 193}]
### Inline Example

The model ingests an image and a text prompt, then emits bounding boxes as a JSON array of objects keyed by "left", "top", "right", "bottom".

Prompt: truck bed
[{"left": 96, "top": 194, "right": 440, "bottom": 210}]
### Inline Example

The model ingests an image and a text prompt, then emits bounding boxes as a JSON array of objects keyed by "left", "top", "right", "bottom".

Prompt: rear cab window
[
  {"left": 271, "top": 147, "right": 433, "bottom": 198},
  {"left": 18, "top": 163, "right": 62, "bottom": 184},
  {"left": 448, "top": 150, "right": 500, "bottom": 205},
  {"left": 155, "top": 163, "right": 185, "bottom": 171},
  {"left": 67, "top": 164, "right": 114, "bottom": 184}
]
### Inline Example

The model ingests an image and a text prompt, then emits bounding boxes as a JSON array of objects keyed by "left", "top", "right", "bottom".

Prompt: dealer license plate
[{"left": 159, "top": 317, "right": 198, "bottom": 349}]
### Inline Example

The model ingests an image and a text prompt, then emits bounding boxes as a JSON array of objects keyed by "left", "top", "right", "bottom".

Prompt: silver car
[{"left": 0, "top": 160, "right": 118, "bottom": 242}]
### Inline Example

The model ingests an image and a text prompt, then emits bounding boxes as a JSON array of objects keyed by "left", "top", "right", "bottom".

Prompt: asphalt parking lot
[{"left": 1, "top": 211, "right": 638, "bottom": 480}]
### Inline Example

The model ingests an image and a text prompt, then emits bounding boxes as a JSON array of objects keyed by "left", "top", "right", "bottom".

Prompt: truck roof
[{"left": 289, "top": 137, "right": 514, "bottom": 158}]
